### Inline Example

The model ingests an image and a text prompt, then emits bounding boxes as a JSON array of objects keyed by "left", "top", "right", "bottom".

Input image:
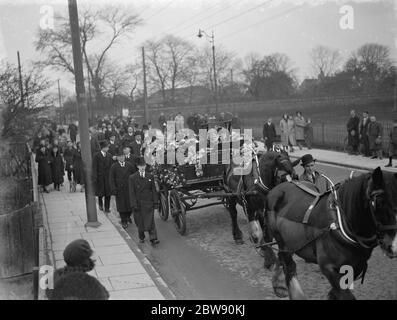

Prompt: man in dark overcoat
[
  {"left": 129, "top": 157, "right": 160, "bottom": 245},
  {"left": 359, "top": 111, "right": 370, "bottom": 156},
  {"left": 50, "top": 145, "right": 64, "bottom": 191},
  {"left": 130, "top": 132, "right": 143, "bottom": 157},
  {"left": 368, "top": 116, "right": 383, "bottom": 159},
  {"left": 92, "top": 141, "right": 112, "bottom": 212},
  {"left": 35, "top": 144, "right": 53, "bottom": 193},
  {"left": 262, "top": 117, "right": 276, "bottom": 151},
  {"left": 109, "top": 151, "right": 136, "bottom": 229},
  {"left": 346, "top": 110, "right": 360, "bottom": 154},
  {"left": 107, "top": 133, "right": 119, "bottom": 162},
  {"left": 385, "top": 119, "right": 397, "bottom": 167}
]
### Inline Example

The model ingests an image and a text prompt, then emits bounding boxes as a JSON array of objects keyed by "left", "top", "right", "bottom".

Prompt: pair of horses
[{"left": 224, "top": 150, "right": 397, "bottom": 299}]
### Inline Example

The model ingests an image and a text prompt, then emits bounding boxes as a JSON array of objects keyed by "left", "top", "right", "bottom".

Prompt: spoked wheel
[
  {"left": 169, "top": 190, "right": 186, "bottom": 235},
  {"left": 159, "top": 189, "right": 169, "bottom": 221}
]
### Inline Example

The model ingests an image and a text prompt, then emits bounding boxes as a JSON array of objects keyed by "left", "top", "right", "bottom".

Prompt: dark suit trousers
[
  {"left": 98, "top": 196, "right": 110, "bottom": 210},
  {"left": 119, "top": 211, "right": 132, "bottom": 224},
  {"left": 138, "top": 220, "right": 158, "bottom": 241},
  {"left": 265, "top": 140, "right": 273, "bottom": 151}
]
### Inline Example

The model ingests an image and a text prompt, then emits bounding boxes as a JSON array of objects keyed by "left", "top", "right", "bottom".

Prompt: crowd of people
[
  {"left": 346, "top": 110, "right": 397, "bottom": 167},
  {"left": 262, "top": 111, "right": 313, "bottom": 152}
]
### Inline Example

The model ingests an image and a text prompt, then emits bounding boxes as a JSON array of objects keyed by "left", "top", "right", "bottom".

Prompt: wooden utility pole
[
  {"left": 68, "top": 0, "right": 99, "bottom": 227},
  {"left": 211, "top": 31, "right": 218, "bottom": 115},
  {"left": 86, "top": 63, "right": 93, "bottom": 124},
  {"left": 142, "top": 46, "right": 149, "bottom": 125},
  {"left": 230, "top": 68, "right": 233, "bottom": 86},
  {"left": 57, "top": 79, "right": 62, "bottom": 124},
  {"left": 17, "top": 51, "right": 24, "bottom": 108}
]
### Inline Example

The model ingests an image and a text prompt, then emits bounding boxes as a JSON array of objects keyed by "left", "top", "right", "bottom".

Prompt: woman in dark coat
[
  {"left": 109, "top": 151, "right": 136, "bottom": 229},
  {"left": 50, "top": 145, "right": 64, "bottom": 191},
  {"left": 35, "top": 145, "right": 53, "bottom": 193},
  {"left": 73, "top": 142, "right": 85, "bottom": 191},
  {"left": 64, "top": 141, "right": 76, "bottom": 191}
]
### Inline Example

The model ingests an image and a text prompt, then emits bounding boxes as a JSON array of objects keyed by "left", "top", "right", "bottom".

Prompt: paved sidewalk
[
  {"left": 255, "top": 141, "right": 397, "bottom": 172},
  {"left": 40, "top": 187, "right": 171, "bottom": 300}
]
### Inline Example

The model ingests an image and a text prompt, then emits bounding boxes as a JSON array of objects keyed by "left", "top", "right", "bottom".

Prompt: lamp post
[{"left": 198, "top": 29, "right": 218, "bottom": 114}]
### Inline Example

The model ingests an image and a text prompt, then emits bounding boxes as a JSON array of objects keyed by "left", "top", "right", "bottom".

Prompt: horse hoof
[
  {"left": 235, "top": 238, "right": 244, "bottom": 245},
  {"left": 273, "top": 286, "right": 289, "bottom": 298}
]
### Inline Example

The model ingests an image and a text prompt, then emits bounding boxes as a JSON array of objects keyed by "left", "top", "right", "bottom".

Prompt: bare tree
[
  {"left": 310, "top": 45, "right": 343, "bottom": 78},
  {"left": 0, "top": 61, "right": 53, "bottom": 137},
  {"left": 143, "top": 35, "right": 196, "bottom": 107},
  {"left": 35, "top": 5, "right": 142, "bottom": 108}
]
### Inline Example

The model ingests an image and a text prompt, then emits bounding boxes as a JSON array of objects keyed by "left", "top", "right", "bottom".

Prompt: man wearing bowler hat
[
  {"left": 109, "top": 150, "right": 136, "bottom": 229},
  {"left": 129, "top": 157, "right": 160, "bottom": 245},
  {"left": 299, "top": 154, "right": 330, "bottom": 193},
  {"left": 92, "top": 141, "right": 112, "bottom": 212}
]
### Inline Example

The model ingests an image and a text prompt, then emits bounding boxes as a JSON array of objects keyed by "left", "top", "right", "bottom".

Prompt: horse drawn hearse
[{"left": 145, "top": 126, "right": 297, "bottom": 258}]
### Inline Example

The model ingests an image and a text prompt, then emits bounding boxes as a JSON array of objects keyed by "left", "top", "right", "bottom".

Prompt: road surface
[{"left": 124, "top": 163, "right": 397, "bottom": 300}]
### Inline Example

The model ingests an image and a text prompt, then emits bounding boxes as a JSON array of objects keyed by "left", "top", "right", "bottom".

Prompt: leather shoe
[
  {"left": 139, "top": 239, "right": 145, "bottom": 243},
  {"left": 151, "top": 239, "right": 160, "bottom": 245},
  {"left": 121, "top": 222, "right": 128, "bottom": 229},
  {"left": 99, "top": 206, "right": 103, "bottom": 211}
]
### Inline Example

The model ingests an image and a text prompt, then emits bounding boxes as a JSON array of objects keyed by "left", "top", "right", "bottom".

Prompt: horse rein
[{"left": 366, "top": 188, "right": 397, "bottom": 233}]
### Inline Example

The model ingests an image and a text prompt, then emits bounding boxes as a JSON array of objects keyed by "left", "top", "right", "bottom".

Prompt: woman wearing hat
[
  {"left": 299, "top": 154, "right": 330, "bottom": 193},
  {"left": 109, "top": 150, "right": 136, "bottom": 229},
  {"left": 92, "top": 141, "right": 113, "bottom": 212},
  {"left": 47, "top": 239, "right": 109, "bottom": 300}
]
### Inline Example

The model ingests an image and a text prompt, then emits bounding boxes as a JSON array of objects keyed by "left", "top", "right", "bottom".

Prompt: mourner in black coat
[
  {"left": 109, "top": 152, "right": 136, "bottom": 229},
  {"left": 130, "top": 133, "right": 143, "bottom": 157},
  {"left": 35, "top": 145, "right": 53, "bottom": 193},
  {"left": 346, "top": 110, "right": 360, "bottom": 154},
  {"left": 262, "top": 118, "right": 277, "bottom": 151},
  {"left": 50, "top": 146, "right": 64, "bottom": 191},
  {"left": 92, "top": 141, "right": 113, "bottom": 212},
  {"left": 359, "top": 111, "right": 370, "bottom": 156},
  {"left": 63, "top": 142, "right": 76, "bottom": 183},
  {"left": 73, "top": 143, "right": 85, "bottom": 186},
  {"left": 129, "top": 157, "right": 159, "bottom": 244},
  {"left": 107, "top": 134, "right": 119, "bottom": 162}
]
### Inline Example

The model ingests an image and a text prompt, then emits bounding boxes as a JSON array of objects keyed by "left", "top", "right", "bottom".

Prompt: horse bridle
[{"left": 366, "top": 188, "right": 397, "bottom": 233}]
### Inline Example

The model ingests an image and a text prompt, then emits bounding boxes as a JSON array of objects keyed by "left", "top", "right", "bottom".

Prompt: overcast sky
[{"left": 0, "top": 0, "right": 396, "bottom": 95}]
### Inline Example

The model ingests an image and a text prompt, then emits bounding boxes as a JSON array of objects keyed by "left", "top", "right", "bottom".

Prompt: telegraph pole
[
  {"left": 86, "top": 63, "right": 93, "bottom": 124},
  {"left": 211, "top": 31, "right": 218, "bottom": 114},
  {"left": 17, "top": 51, "right": 24, "bottom": 108},
  {"left": 142, "top": 46, "right": 149, "bottom": 125},
  {"left": 57, "top": 79, "right": 62, "bottom": 124},
  {"left": 68, "top": 0, "right": 99, "bottom": 227}
]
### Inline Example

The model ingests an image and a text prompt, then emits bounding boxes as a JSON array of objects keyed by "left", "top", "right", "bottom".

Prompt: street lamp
[{"left": 197, "top": 29, "right": 218, "bottom": 114}]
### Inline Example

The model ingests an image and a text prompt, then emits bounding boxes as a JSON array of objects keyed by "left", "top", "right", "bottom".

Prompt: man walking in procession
[
  {"left": 92, "top": 141, "right": 112, "bottom": 213},
  {"left": 109, "top": 150, "right": 136, "bottom": 229},
  {"left": 129, "top": 157, "right": 160, "bottom": 245}
]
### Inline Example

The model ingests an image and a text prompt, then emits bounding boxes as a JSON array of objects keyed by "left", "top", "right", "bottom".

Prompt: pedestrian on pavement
[
  {"left": 130, "top": 132, "right": 143, "bottom": 157},
  {"left": 262, "top": 117, "right": 276, "bottom": 151},
  {"left": 129, "top": 157, "right": 160, "bottom": 245},
  {"left": 287, "top": 115, "right": 297, "bottom": 153},
  {"left": 46, "top": 239, "right": 108, "bottom": 300},
  {"left": 107, "top": 133, "right": 119, "bottom": 162},
  {"left": 368, "top": 116, "right": 383, "bottom": 159},
  {"left": 110, "top": 151, "right": 136, "bottom": 229},
  {"left": 63, "top": 141, "right": 76, "bottom": 192},
  {"left": 92, "top": 141, "right": 112, "bottom": 212},
  {"left": 68, "top": 122, "right": 78, "bottom": 143},
  {"left": 299, "top": 154, "right": 330, "bottom": 193},
  {"left": 346, "top": 110, "right": 360, "bottom": 155},
  {"left": 89, "top": 128, "right": 101, "bottom": 155},
  {"left": 50, "top": 145, "right": 64, "bottom": 191},
  {"left": 73, "top": 142, "right": 85, "bottom": 192},
  {"left": 122, "top": 126, "right": 135, "bottom": 149},
  {"left": 359, "top": 111, "right": 371, "bottom": 156},
  {"left": 279, "top": 113, "right": 289, "bottom": 152},
  {"left": 304, "top": 118, "right": 313, "bottom": 149},
  {"left": 385, "top": 119, "right": 397, "bottom": 167},
  {"left": 49, "top": 272, "right": 109, "bottom": 300},
  {"left": 35, "top": 144, "right": 52, "bottom": 193},
  {"left": 294, "top": 111, "right": 306, "bottom": 150},
  {"left": 231, "top": 113, "right": 241, "bottom": 130}
]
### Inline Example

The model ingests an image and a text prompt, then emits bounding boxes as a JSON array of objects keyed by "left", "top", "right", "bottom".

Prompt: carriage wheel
[
  {"left": 170, "top": 190, "right": 187, "bottom": 235},
  {"left": 159, "top": 189, "right": 169, "bottom": 221}
]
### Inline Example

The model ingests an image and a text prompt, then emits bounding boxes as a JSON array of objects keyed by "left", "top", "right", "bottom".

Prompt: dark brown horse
[
  {"left": 265, "top": 167, "right": 397, "bottom": 299},
  {"left": 224, "top": 150, "right": 298, "bottom": 268}
]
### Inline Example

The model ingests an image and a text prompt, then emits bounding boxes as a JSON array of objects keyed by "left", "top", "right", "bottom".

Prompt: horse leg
[
  {"left": 271, "top": 259, "right": 288, "bottom": 298},
  {"left": 261, "top": 209, "right": 277, "bottom": 270},
  {"left": 228, "top": 197, "right": 243, "bottom": 244},
  {"left": 319, "top": 263, "right": 356, "bottom": 300},
  {"left": 278, "top": 250, "right": 307, "bottom": 300}
]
